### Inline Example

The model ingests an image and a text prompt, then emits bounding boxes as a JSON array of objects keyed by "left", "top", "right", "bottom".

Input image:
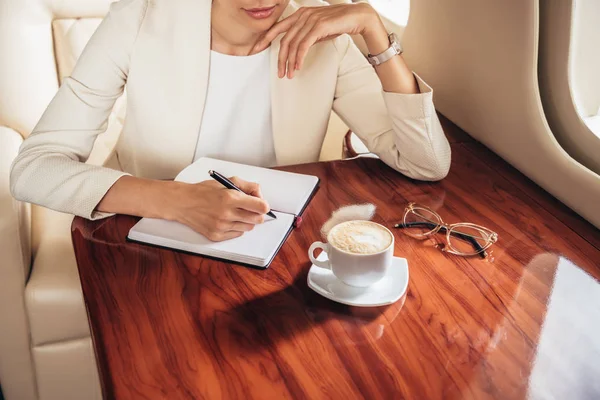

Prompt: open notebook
[{"left": 127, "top": 157, "right": 320, "bottom": 268}]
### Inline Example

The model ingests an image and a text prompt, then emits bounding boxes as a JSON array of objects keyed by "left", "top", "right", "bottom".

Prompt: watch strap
[{"left": 367, "top": 33, "right": 403, "bottom": 66}]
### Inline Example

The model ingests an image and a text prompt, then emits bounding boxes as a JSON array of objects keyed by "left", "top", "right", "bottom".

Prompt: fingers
[
  {"left": 205, "top": 210, "right": 264, "bottom": 242},
  {"left": 222, "top": 189, "right": 270, "bottom": 215},
  {"left": 182, "top": 180, "right": 271, "bottom": 242},
  {"left": 183, "top": 212, "right": 250, "bottom": 242},
  {"left": 219, "top": 220, "right": 257, "bottom": 233},
  {"left": 228, "top": 176, "right": 264, "bottom": 198},
  {"left": 261, "top": 7, "right": 335, "bottom": 79},
  {"left": 278, "top": 10, "right": 311, "bottom": 78},
  {"left": 253, "top": 11, "right": 301, "bottom": 53},
  {"left": 201, "top": 217, "right": 258, "bottom": 242},
  {"left": 254, "top": 5, "right": 363, "bottom": 78},
  {"left": 297, "top": 32, "right": 341, "bottom": 71},
  {"left": 229, "top": 208, "right": 266, "bottom": 225},
  {"left": 252, "top": 7, "right": 325, "bottom": 78},
  {"left": 287, "top": 17, "right": 320, "bottom": 77},
  {"left": 202, "top": 208, "right": 263, "bottom": 242}
]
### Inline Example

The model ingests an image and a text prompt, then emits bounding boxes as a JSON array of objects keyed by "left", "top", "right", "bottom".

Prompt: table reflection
[
  {"left": 463, "top": 253, "right": 600, "bottom": 398},
  {"left": 527, "top": 255, "right": 600, "bottom": 399}
]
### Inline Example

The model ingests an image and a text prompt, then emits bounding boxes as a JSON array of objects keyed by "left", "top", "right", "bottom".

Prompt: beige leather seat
[{"left": 0, "top": 1, "right": 125, "bottom": 398}]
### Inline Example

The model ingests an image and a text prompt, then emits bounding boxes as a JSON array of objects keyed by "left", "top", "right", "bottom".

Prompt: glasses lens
[
  {"left": 402, "top": 207, "right": 442, "bottom": 237},
  {"left": 448, "top": 224, "right": 492, "bottom": 255}
]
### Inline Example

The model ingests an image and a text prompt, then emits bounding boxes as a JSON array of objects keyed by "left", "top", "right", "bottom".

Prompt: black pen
[{"left": 208, "top": 170, "right": 277, "bottom": 219}]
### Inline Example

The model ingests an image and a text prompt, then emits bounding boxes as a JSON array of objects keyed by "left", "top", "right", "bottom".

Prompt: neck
[{"left": 211, "top": 3, "right": 262, "bottom": 56}]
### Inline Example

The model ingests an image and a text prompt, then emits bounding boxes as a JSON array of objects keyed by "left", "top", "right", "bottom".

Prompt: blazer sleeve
[
  {"left": 332, "top": 34, "right": 451, "bottom": 181},
  {"left": 9, "top": 0, "right": 148, "bottom": 220}
]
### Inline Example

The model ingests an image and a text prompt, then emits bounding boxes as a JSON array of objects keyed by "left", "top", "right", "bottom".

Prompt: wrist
[
  {"left": 361, "top": 14, "right": 389, "bottom": 56},
  {"left": 159, "top": 181, "right": 189, "bottom": 222},
  {"left": 96, "top": 175, "right": 184, "bottom": 220}
]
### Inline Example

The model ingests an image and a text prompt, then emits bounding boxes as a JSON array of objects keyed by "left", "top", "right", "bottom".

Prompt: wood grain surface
[{"left": 72, "top": 134, "right": 600, "bottom": 399}]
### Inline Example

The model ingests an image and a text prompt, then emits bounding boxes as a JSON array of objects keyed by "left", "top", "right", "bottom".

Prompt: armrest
[{"left": 0, "top": 126, "right": 31, "bottom": 280}]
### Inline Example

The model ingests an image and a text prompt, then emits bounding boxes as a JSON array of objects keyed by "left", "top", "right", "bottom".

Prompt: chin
[{"left": 246, "top": 17, "right": 279, "bottom": 33}]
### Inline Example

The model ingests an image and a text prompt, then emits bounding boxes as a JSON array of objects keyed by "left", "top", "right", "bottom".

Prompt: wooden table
[{"left": 72, "top": 125, "right": 600, "bottom": 399}]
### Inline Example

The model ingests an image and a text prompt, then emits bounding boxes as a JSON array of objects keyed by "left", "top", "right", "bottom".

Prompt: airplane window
[
  {"left": 539, "top": 0, "right": 600, "bottom": 175},
  {"left": 570, "top": 0, "right": 600, "bottom": 138}
]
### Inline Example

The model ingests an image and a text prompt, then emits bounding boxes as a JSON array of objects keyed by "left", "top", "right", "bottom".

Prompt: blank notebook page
[{"left": 176, "top": 157, "right": 319, "bottom": 215}]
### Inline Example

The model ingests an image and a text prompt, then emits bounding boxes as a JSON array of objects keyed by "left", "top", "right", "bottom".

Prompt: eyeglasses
[{"left": 394, "top": 203, "right": 498, "bottom": 258}]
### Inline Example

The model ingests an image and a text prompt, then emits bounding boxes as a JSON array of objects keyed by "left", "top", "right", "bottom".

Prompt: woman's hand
[
  {"left": 252, "top": 3, "right": 382, "bottom": 79},
  {"left": 170, "top": 177, "right": 270, "bottom": 241}
]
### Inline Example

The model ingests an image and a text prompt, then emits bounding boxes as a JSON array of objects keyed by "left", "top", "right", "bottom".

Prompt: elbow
[
  {"left": 424, "top": 160, "right": 451, "bottom": 182},
  {"left": 413, "top": 168, "right": 448, "bottom": 182},
  {"left": 428, "top": 171, "right": 449, "bottom": 182},
  {"left": 9, "top": 150, "right": 37, "bottom": 203},
  {"left": 387, "top": 151, "right": 451, "bottom": 182},
  {"left": 9, "top": 157, "right": 26, "bottom": 202},
  {"left": 392, "top": 161, "right": 450, "bottom": 182},
  {"left": 420, "top": 141, "right": 452, "bottom": 181},
  {"left": 406, "top": 152, "right": 451, "bottom": 182}
]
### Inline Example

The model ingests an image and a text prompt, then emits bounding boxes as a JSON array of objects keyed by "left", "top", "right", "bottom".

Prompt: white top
[{"left": 192, "top": 48, "right": 276, "bottom": 167}]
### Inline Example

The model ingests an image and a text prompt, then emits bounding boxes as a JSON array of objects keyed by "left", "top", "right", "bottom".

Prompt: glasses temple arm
[{"left": 395, "top": 222, "right": 487, "bottom": 258}]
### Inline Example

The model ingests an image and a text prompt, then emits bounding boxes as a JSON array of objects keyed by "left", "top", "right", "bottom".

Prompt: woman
[{"left": 10, "top": 0, "right": 450, "bottom": 241}]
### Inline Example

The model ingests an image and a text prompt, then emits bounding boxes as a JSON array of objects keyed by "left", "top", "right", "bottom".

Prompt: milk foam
[{"left": 328, "top": 221, "right": 392, "bottom": 254}]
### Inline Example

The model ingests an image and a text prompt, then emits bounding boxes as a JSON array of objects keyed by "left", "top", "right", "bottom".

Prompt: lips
[{"left": 244, "top": 5, "right": 277, "bottom": 20}]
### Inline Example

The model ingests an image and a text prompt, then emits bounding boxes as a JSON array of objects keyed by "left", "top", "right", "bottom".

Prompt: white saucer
[{"left": 307, "top": 253, "right": 409, "bottom": 307}]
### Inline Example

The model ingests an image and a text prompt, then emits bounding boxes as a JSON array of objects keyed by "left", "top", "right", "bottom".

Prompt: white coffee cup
[{"left": 308, "top": 220, "right": 394, "bottom": 288}]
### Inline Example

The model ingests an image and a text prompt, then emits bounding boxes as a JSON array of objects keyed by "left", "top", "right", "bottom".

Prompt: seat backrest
[
  {"left": 0, "top": 0, "right": 109, "bottom": 137},
  {"left": 0, "top": 0, "right": 124, "bottom": 164},
  {"left": 0, "top": 2, "right": 117, "bottom": 399}
]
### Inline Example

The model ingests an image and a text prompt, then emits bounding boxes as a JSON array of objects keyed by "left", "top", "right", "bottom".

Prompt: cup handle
[{"left": 308, "top": 241, "right": 331, "bottom": 269}]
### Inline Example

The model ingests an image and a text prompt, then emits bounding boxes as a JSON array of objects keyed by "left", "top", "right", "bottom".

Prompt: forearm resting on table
[{"left": 96, "top": 175, "right": 182, "bottom": 221}]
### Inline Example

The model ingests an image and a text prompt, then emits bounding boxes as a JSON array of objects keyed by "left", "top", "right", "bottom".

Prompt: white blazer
[{"left": 10, "top": 0, "right": 451, "bottom": 220}]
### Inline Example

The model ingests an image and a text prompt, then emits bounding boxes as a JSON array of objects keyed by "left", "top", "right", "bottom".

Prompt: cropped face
[{"left": 215, "top": 0, "right": 291, "bottom": 33}]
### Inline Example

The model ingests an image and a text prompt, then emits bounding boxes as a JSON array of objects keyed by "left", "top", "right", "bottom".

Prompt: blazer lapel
[
  {"left": 270, "top": 35, "right": 284, "bottom": 165},
  {"left": 124, "top": 0, "right": 211, "bottom": 179},
  {"left": 271, "top": 1, "right": 301, "bottom": 165},
  {"left": 272, "top": 1, "right": 332, "bottom": 166},
  {"left": 175, "top": 0, "right": 212, "bottom": 169}
]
